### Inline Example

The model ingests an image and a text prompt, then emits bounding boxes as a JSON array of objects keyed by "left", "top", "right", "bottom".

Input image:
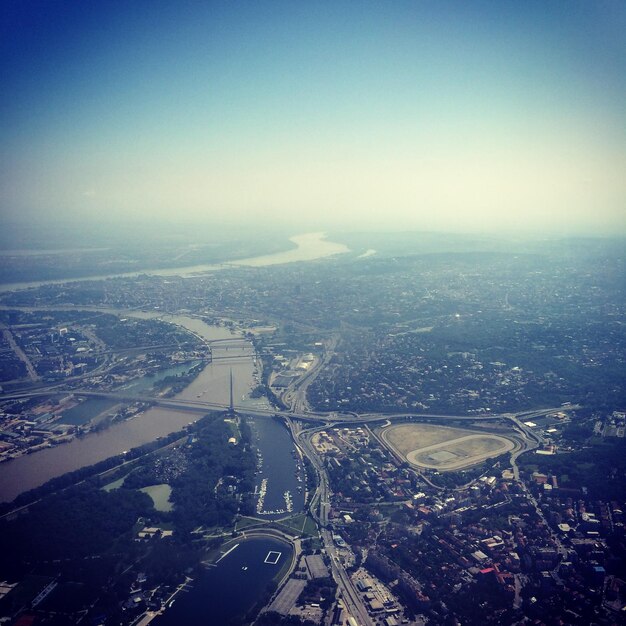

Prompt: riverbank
[
  {"left": 231, "top": 232, "right": 349, "bottom": 267},
  {"left": 0, "top": 232, "right": 350, "bottom": 293},
  {"left": 0, "top": 312, "right": 265, "bottom": 502}
]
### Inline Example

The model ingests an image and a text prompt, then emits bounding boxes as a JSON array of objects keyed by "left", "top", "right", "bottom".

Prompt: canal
[
  {"left": 0, "top": 237, "right": 328, "bottom": 618},
  {"left": 59, "top": 362, "right": 200, "bottom": 426}
]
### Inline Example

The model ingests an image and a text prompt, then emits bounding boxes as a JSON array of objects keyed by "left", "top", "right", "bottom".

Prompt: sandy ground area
[
  {"left": 382, "top": 423, "right": 514, "bottom": 471},
  {"left": 383, "top": 423, "right": 478, "bottom": 455}
]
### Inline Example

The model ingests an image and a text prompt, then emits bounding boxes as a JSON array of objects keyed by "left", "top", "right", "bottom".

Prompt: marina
[
  {"left": 255, "top": 479, "right": 294, "bottom": 516},
  {"left": 249, "top": 417, "right": 305, "bottom": 519}
]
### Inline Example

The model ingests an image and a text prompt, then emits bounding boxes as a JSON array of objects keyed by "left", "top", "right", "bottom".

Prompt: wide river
[
  {"left": 0, "top": 231, "right": 349, "bottom": 293},
  {"left": 0, "top": 310, "right": 305, "bottom": 514},
  {"left": 0, "top": 312, "right": 268, "bottom": 502},
  {"left": 0, "top": 232, "right": 348, "bottom": 502},
  {"left": 0, "top": 236, "right": 329, "bottom": 623}
]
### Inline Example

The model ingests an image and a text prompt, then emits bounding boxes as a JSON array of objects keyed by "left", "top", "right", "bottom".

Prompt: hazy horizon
[
  {"left": 2, "top": 1, "right": 625, "bottom": 237},
  {"left": 1, "top": 217, "right": 624, "bottom": 256}
]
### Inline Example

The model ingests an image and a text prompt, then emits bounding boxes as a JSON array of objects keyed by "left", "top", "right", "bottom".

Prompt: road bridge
[{"left": 0, "top": 386, "right": 577, "bottom": 429}]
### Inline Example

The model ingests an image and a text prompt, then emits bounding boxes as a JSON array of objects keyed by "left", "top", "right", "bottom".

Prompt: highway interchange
[{"left": 0, "top": 323, "right": 578, "bottom": 626}]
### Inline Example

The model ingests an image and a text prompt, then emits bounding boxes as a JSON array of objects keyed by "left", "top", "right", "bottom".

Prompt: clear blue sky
[{"left": 1, "top": 0, "right": 625, "bottom": 235}]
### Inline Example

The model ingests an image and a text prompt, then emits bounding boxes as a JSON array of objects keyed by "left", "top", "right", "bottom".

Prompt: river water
[
  {"left": 0, "top": 231, "right": 349, "bottom": 293},
  {"left": 60, "top": 397, "right": 120, "bottom": 426},
  {"left": 0, "top": 314, "right": 266, "bottom": 502},
  {"left": 0, "top": 312, "right": 306, "bottom": 512},
  {"left": 153, "top": 537, "right": 293, "bottom": 626},
  {"left": 0, "top": 235, "right": 345, "bottom": 501},
  {"left": 0, "top": 233, "right": 332, "bottom": 500},
  {"left": 0, "top": 239, "right": 321, "bottom": 619},
  {"left": 59, "top": 363, "right": 199, "bottom": 426},
  {"left": 249, "top": 417, "right": 306, "bottom": 519},
  {"left": 232, "top": 231, "right": 348, "bottom": 267}
]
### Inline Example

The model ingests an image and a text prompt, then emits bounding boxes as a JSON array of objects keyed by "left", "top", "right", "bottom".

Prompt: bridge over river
[{"left": 0, "top": 386, "right": 573, "bottom": 428}]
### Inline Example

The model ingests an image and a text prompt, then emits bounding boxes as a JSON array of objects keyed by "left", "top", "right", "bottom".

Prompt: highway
[
  {"left": 288, "top": 418, "right": 373, "bottom": 625},
  {"left": 1, "top": 323, "right": 39, "bottom": 382},
  {"left": 273, "top": 381, "right": 576, "bottom": 625},
  {"left": 0, "top": 385, "right": 577, "bottom": 429},
  {"left": 280, "top": 335, "right": 339, "bottom": 414},
  {"left": 323, "top": 528, "right": 375, "bottom": 626},
  {"left": 0, "top": 328, "right": 578, "bottom": 626},
  {"left": 0, "top": 304, "right": 582, "bottom": 625},
  {"left": 286, "top": 406, "right": 550, "bottom": 625}
]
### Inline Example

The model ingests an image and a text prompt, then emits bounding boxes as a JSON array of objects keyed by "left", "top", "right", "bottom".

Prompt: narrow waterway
[
  {"left": 121, "top": 362, "right": 198, "bottom": 394},
  {"left": 59, "top": 363, "right": 199, "bottom": 426},
  {"left": 59, "top": 397, "right": 120, "bottom": 426},
  {"left": 249, "top": 417, "right": 306, "bottom": 519}
]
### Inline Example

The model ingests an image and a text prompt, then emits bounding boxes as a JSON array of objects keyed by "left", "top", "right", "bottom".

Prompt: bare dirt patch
[
  {"left": 382, "top": 423, "right": 515, "bottom": 471},
  {"left": 383, "top": 423, "right": 477, "bottom": 455}
]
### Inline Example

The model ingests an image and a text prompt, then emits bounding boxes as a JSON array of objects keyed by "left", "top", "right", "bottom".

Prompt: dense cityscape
[
  {"left": 2, "top": 1, "right": 625, "bottom": 624},
  {"left": 0, "top": 232, "right": 624, "bottom": 625}
]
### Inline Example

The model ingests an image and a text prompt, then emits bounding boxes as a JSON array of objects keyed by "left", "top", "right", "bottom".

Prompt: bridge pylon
[{"left": 228, "top": 368, "right": 236, "bottom": 417}]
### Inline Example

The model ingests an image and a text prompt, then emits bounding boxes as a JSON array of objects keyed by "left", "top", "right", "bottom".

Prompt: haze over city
[
  {"left": 2, "top": 4, "right": 626, "bottom": 626},
  {"left": 1, "top": 0, "right": 625, "bottom": 237}
]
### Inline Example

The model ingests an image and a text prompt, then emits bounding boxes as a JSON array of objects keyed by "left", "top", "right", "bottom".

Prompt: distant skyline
[{"left": 1, "top": 1, "right": 625, "bottom": 237}]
